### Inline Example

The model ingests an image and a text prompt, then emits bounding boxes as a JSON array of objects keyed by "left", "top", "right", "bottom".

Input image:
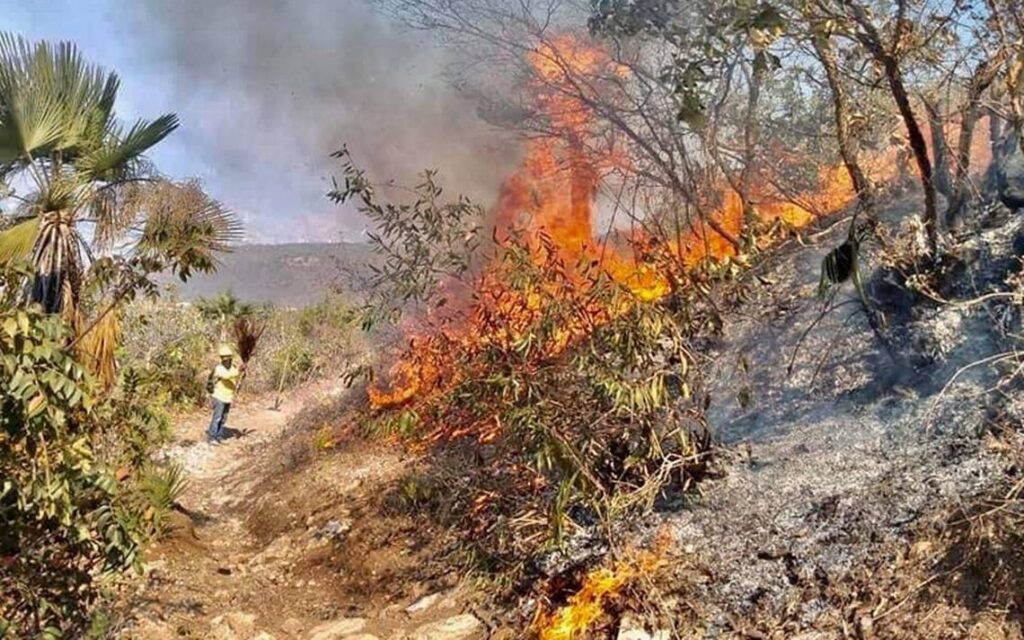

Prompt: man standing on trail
[{"left": 208, "top": 344, "right": 243, "bottom": 443}]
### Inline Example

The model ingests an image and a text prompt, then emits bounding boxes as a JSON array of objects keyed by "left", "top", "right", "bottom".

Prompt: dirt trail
[{"left": 121, "top": 381, "right": 488, "bottom": 640}]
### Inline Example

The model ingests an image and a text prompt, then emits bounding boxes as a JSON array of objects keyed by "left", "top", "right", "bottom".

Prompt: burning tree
[
  {"left": 381, "top": 0, "right": 1024, "bottom": 256},
  {"left": 383, "top": 0, "right": 853, "bottom": 254}
]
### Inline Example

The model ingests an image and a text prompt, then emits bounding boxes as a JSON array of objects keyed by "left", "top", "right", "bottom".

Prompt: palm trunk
[{"left": 29, "top": 211, "right": 82, "bottom": 314}]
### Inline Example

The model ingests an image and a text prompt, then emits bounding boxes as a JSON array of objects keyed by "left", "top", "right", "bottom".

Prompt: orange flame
[
  {"left": 538, "top": 565, "right": 635, "bottom": 640},
  {"left": 367, "top": 34, "right": 993, "bottom": 412},
  {"left": 535, "top": 547, "right": 665, "bottom": 639}
]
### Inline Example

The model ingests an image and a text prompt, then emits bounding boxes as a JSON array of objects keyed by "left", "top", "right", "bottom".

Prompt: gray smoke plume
[{"left": 125, "top": 0, "right": 518, "bottom": 242}]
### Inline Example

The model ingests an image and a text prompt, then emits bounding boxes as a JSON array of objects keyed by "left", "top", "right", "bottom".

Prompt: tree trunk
[
  {"left": 983, "top": 1, "right": 1024, "bottom": 155},
  {"left": 739, "top": 60, "right": 764, "bottom": 237},
  {"left": 1008, "top": 55, "right": 1024, "bottom": 153},
  {"left": 991, "top": 107, "right": 1005, "bottom": 164},
  {"left": 923, "top": 98, "right": 953, "bottom": 199},
  {"left": 811, "top": 33, "right": 874, "bottom": 214},
  {"left": 946, "top": 53, "right": 1007, "bottom": 226},
  {"left": 703, "top": 202, "right": 742, "bottom": 249},
  {"left": 845, "top": 0, "right": 939, "bottom": 255}
]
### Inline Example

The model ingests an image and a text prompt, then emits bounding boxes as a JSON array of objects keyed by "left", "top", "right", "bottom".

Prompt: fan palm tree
[
  {"left": 195, "top": 290, "right": 261, "bottom": 343},
  {"left": 0, "top": 32, "right": 239, "bottom": 315},
  {"left": 195, "top": 290, "right": 256, "bottom": 324}
]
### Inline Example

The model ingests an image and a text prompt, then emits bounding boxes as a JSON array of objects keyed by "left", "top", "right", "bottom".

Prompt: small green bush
[
  {"left": 119, "top": 462, "right": 188, "bottom": 540},
  {"left": 0, "top": 308, "right": 142, "bottom": 638}
]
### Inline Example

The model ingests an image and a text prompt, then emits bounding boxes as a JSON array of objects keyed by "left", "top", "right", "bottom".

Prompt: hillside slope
[
  {"left": 123, "top": 196, "right": 1024, "bottom": 639},
  {"left": 168, "top": 242, "right": 375, "bottom": 306}
]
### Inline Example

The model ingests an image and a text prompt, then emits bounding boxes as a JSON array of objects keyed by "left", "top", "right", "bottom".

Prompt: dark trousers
[{"left": 208, "top": 399, "right": 231, "bottom": 439}]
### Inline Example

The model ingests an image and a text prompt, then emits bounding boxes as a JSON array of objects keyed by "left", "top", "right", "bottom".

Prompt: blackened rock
[{"left": 997, "top": 152, "right": 1024, "bottom": 209}]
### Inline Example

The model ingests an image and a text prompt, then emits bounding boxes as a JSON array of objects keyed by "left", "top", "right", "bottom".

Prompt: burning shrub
[
  {"left": 424, "top": 266, "right": 714, "bottom": 572},
  {"left": 326, "top": 142, "right": 725, "bottom": 591},
  {"left": 343, "top": 198, "right": 714, "bottom": 586},
  {"left": 452, "top": 237, "right": 713, "bottom": 510}
]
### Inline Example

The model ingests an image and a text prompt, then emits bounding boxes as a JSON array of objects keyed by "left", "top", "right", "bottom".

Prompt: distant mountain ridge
[{"left": 167, "top": 242, "right": 374, "bottom": 307}]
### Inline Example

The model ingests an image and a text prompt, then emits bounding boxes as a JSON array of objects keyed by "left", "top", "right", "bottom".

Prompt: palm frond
[
  {"left": 75, "top": 305, "right": 120, "bottom": 389},
  {"left": 0, "top": 215, "right": 40, "bottom": 264},
  {"left": 134, "top": 180, "right": 243, "bottom": 279},
  {"left": 195, "top": 290, "right": 255, "bottom": 321},
  {"left": 29, "top": 173, "right": 83, "bottom": 213},
  {"left": 0, "top": 78, "right": 66, "bottom": 163},
  {"left": 77, "top": 67, "right": 119, "bottom": 150},
  {"left": 46, "top": 38, "right": 119, "bottom": 151},
  {"left": 89, "top": 184, "right": 141, "bottom": 253},
  {"left": 0, "top": 32, "right": 33, "bottom": 84},
  {"left": 232, "top": 315, "right": 267, "bottom": 363},
  {"left": 78, "top": 114, "right": 179, "bottom": 181},
  {"left": 0, "top": 31, "right": 120, "bottom": 163}
]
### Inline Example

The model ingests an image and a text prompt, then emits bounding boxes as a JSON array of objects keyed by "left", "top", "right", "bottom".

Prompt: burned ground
[{"left": 623, "top": 195, "right": 1024, "bottom": 638}]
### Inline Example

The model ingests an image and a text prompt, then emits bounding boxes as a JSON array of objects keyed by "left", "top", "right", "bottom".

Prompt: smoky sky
[{"left": 124, "top": 0, "right": 519, "bottom": 243}]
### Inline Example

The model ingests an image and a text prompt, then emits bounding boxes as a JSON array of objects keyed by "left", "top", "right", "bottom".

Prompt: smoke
[{"left": 125, "top": 0, "right": 518, "bottom": 242}]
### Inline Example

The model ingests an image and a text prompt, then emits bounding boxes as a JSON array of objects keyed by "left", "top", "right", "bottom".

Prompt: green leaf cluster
[
  {"left": 0, "top": 307, "right": 140, "bottom": 638},
  {"left": 328, "top": 146, "right": 483, "bottom": 331}
]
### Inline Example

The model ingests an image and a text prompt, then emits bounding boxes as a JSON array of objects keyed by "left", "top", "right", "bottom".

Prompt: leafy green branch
[{"left": 328, "top": 146, "right": 484, "bottom": 331}]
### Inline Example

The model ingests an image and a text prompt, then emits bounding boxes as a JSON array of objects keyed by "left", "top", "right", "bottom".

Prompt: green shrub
[
  {"left": 120, "top": 299, "right": 214, "bottom": 411},
  {"left": 116, "top": 462, "right": 189, "bottom": 541},
  {"left": 254, "top": 294, "right": 357, "bottom": 392},
  {"left": 147, "top": 337, "right": 209, "bottom": 408},
  {"left": 0, "top": 308, "right": 142, "bottom": 638},
  {"left": 268, "top": 339, "right": 314, "bottom": 390},
  {"left": 92, "top": 368, "right": 173, "bottom": 470}
]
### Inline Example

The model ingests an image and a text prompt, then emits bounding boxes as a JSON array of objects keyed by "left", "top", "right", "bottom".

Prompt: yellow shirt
[{"left": 212, "top": 364, "right": 240, "bottom": 403}]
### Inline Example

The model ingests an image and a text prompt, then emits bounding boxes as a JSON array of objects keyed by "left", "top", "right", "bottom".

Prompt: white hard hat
[{"left": 218, "top": 344, "right": 235, "bottom": 357}]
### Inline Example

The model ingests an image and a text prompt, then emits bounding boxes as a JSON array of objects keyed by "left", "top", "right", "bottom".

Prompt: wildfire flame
[
  {"left": 535, "top": 546, "right": 666, "bottom": 639},
  {"left": 367, "top": 34, "right": 992, "bottom": 412},
  {"left": 537, "top": 564, "right": 636, "bottom": 640}
]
